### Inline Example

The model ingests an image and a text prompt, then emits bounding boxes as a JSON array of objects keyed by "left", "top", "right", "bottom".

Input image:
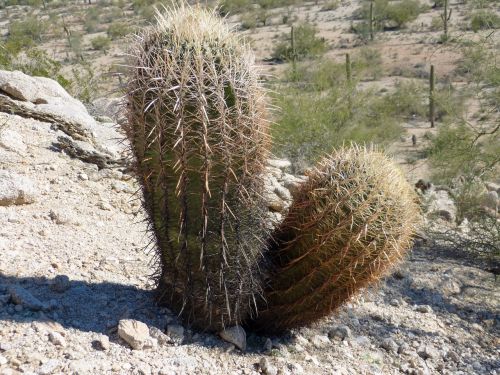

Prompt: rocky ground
[{"left": 0, "top": 71, "right": 498, "bottom": 375}]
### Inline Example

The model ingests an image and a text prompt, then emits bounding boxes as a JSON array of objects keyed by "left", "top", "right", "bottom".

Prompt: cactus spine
[
  {"left": 251, "top": 146, "right": 420, "bottom": 333},
  {"left": 124, "top": 5, "right": 270, "bottom": 331}
]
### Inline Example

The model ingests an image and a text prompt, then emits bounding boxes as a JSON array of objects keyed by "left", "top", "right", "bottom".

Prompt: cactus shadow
[{"left": 0, "top": 273, "right": 167, "bottom": 335}]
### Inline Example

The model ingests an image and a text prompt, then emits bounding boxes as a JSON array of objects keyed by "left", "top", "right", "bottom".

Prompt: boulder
[
  {"left": 427, "top": 189, "right": 456, "bottom": 222},
  {"left": 0, "top": 170, "right": 38, "bottom": 206},
  {"left": 0, "top": 70, "right": 96, "bottom": 142}
]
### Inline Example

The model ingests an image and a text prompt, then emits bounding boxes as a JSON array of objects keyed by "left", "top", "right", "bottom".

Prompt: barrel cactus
[
  {"left": 124, "top": 5, "right": 270, "bottom": 331},
  {"left": 251, "top": 146, "right": 421, "bottom": 333}
]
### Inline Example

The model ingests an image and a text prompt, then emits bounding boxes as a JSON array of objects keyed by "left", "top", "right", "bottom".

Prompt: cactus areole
[{"left": 124, "top": 5, "right": 270, "bottom": 331}]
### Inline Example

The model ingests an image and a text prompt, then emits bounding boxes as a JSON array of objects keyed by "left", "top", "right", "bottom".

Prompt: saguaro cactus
[
  {"left": 124, "top": 5, "right": 270, "bottom": 331},
  {"left": 251, "top": 146, "right": 421, "bottom": 333},
  {"left": 441, "top": 0, "right": 452, "bottom": 41},
  {"left": 429, "top": 64, "right": 435, "bottom": 128}
]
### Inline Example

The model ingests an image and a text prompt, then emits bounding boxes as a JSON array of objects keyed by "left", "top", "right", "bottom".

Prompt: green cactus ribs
[
  {"left": 250, "top": 145, "right": 421, "bottom": 334},
  {"left": 124, "top": 4, "right": 271, "bottom": 331}
]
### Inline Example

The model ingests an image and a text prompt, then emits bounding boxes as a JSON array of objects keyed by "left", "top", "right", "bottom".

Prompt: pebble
[
  {"left": 118, "top": 319, "right": 156, "bottom": 350},
  {"left": 263, "top": 338, "right": 273, "bottom": 352},
  {"left": 39, "top": 359, "right": 60, "bottom": 375},
  {"left": 328, "top": 325, "right": 351, "bottom": 340},
  {"left": 166, "top": 324, "right": 184, "bottom": 345},
  {"left": 381, "top": 338, "right": 398, "bottom": 353},
  {"left": 219, "top": 325, "right": 246, "bottom": 351},
  {"left": 0, "top": 355, "right": 7, "bottom": 365},
  {"left": 416, "top": 305, "right": 432, "bottom": 313},
  {"left": 8, "top": 285, "right": 47, "bottom": 311},
  {"left": 93, "top": 335, "right": 110, "bottom": 351},
  {"left": 259, "top": 357, "right": 278, "bottom": 375},
  {"left": 50, "top": 275, "right": 71, "bottom": 293},
  {"left": 48, "top": 331, "right": 67, "bottom": 347}
]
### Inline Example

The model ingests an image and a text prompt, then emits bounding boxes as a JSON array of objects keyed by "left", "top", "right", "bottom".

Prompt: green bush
[
  {"left": 85, "top": 7, "right": 101, "bottom": 32},
  {"left": 8, "top": 16, "right": 45, "bottom": 48},
  {"left": 91, "top": 35, "right": 111, "bottom": 51},
  {"left": 321, "top": 0, "right": 339, "bottom": 11},
  {"left": 271, "top": 23, "right": 327, "bottom": 62},
  {"left": 470, "top": 11, "right": 500, "bottom": 32},
  {"left": 107, "top": 21, "right": 130, "bottom": 39},
  {"left": 357, "top": 0, "right": 423, "bottom": 30}
]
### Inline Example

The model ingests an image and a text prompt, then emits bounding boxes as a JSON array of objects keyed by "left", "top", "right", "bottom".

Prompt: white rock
[
  {"left": 39, "top": 359, "right": 60, "bottom": 375},
  {"left": 259, "top": 357, "right": 278, "bottom": 375},
  {"left": 48, "top": 331, "right": 67, "bottom": 347},
  {"left": 8, "top": 285, "right": 47, "bottom": 311},
  {"left": 0, "top": 129, "right": 26, "bottom": 154},
  {"left": 0, "top": 171, "right": 38, "bottom": 206},
  {"left": 219, "top": 325, "right": 246, "bottom": 351},
  {"left": 268, "top": 159, "right": 291, "bottom": 170},
  {"left": 166, "top": 324, "right": 184, "bottom": 344},
  {"left": 427, "top": 190, "right": 456, "bottom": 222},
  {"left": 94, "top": 335, "right": 110, "bottom": 351},
  {"left": 481, "top": 190, "right": 498, "bottom": 210},
  {"left": 117, "top": 319, "right": 153, "bottom": 350},
  {"left": 0, "top": 355, "right": 7, "bottom": 365}
]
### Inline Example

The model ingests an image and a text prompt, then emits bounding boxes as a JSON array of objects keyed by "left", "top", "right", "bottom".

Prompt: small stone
[
  {"left": 0, "top": 355, "right": 7, "bottom": 365},
  {"left": 446, "top": 350, "right": 460, "bottom": 362},
  {"left": 8, "top": 285, "right": 47, "bottom": 311},
  {"left": 93, "top": 335, "right": 110, "bottom": 351},
  {"left": 267, "top": 159, "right": 291, "bottom": 170},
  {"left": 398, "top": 342, "right": 411, "bottom": 354},
  {"left": 49, "top": 331, "right": 67, "bottom": 347},
  {"left": 328, "top": 325, "right": 351, "bottom": 340},
  {"left": 77, "top": 172, "right": 89, "bottom": 181},
  {"left": 51, "top": 275, "right": 71, "bottom": 293},
  {"left": 418, "top": 345, "right": 439, "bottom": 360},
  {"left": 310, "top": 335, "right": 330, "bottom": 348},
  {"left": 0, "top": 171, "right": 38, "bottom": 206},
  {"left": 219, "top": 325, "right": 246, "bottom": 351},
  {"left": 39, "top": 359, "right": 60, "bottom": 375},
  {"left": 287, "top": 362, "right": 304, "bottom": 374},
  {"left": 149, "top": 326, "right": 170, "bottom": 346},
  {"left": 166, "top": 324, "right": 184, "bottom": 344},
  {"left": 353, "top": 336, "right": 370, "bottom": 347},
  {"left": 259, "top": 357, "right": 278, "bottom": 375},
  {"left": 389, "top": 299, "right": 400, "bottom": 307},
  {"left": 49, "top": 210, "right": 71, "bottom": 225},
  {"left": 263, "top": 338, "right": 273, "bottom": 352},
  {"left": 118, "top": 319, "right": 152, "bottom": 350},
  {"left": 416, "top": 305, "right": 432, "bottom": 313},
  {"left": 98, "top": 201, "right": 113, "bottom": 211},
  {"left": 381, "top": 338, "right": 398, "bottom": 353}
]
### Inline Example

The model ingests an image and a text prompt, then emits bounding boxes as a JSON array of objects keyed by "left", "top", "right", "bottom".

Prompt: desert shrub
[
  {"left": 321, "top": 0, "right": 339, "bottom": 11},
  {"left": 91, "top": 35, "right": 111, "bottom": 51},
  {"left": 357, "top": 47, "right": 383, "bottom": 80},
  {"left": 107, "top": 21, "right": 130, "bottom": 39},
  {"left": 8, "top": 16, "right": 45, "bottom": 48},
  {"left": 84, "top": 7, "right": 100, "bottom": 32},
  {"left": 271, "top": 23, "right": 326, "bottom": 61},
  {"left": 219, "top": 0, "right": 297, "bottom": 15},
  {"left": 69, "top": 64, "right": 100, "bottom": 103},
  {"left": 271, "top": 62, "right": 403, "bottom": 166},
  {"left": 357, "top": 0, "right": 423, "bottom": 30},
  {"left": 386, "top": 80, "right": 427, "bottom": 118},
  {"left": 470, "top": 11, "right": 500, "bottom": 32},
  {"left": 385, "top": 0, "right": 423, "bottom": 28}
]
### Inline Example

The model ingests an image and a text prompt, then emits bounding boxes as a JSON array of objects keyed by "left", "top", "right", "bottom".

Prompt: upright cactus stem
[
  {"left": 369, "top": 0, "right": 374, "bottom": 41},
  {"left": 124, "top": 5, "right": 271, "bottom": 331},
  {"left": 441, "top": 0, "right": 452, "bottom": 41},
  {"left": 430, "top": 64, "right": 435, "bottom": 128},
  {"left": 346, "top": 53, "right": 353, "bottom": 112},
  {"left": 291, "top": 25, "right": 297, "bottom": 79}
]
